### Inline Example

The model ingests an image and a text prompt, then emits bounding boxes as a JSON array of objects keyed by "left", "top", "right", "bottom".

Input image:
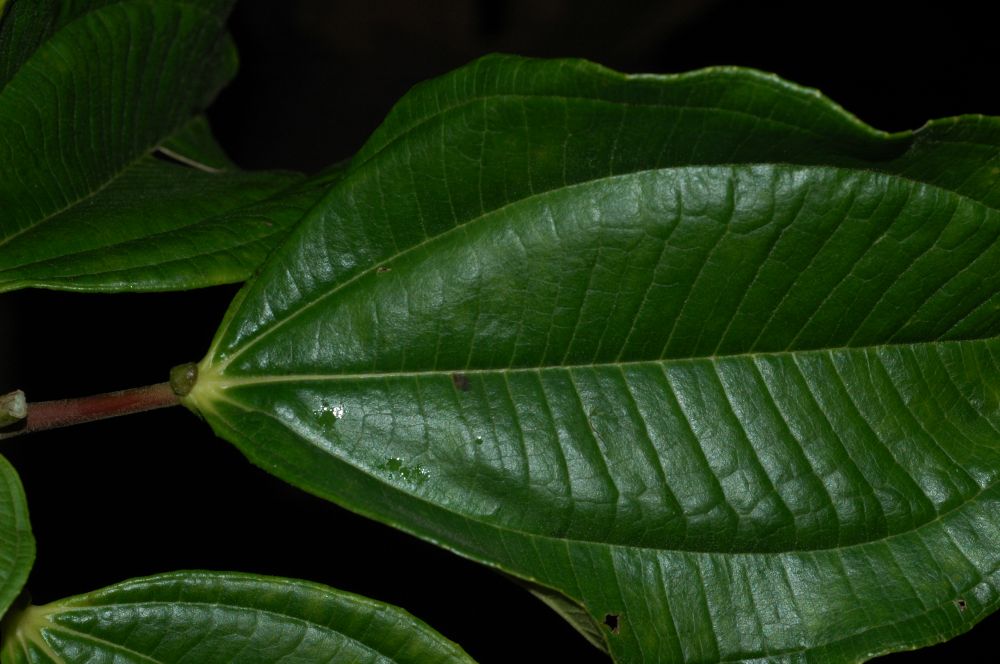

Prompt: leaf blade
[
  {"left": 191, "top": 56, "right": 1000, "bottom": 662},
  {"left": 0, "top": 571, "right": 475, "bottom": 663},
  {"left": 0, "top": 454, "right": 33, "bottom": 619}
]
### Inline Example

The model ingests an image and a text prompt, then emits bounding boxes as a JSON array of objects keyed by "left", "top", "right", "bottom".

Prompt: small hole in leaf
[
  {"left": 956, "top": 599, "right": 967, "bottom": 612},
  {"left": 603, "top": 613, "right": 620, "bottom": 634},
  {"left": 451, "top": 373, "right": 471, "bottom": 391}
]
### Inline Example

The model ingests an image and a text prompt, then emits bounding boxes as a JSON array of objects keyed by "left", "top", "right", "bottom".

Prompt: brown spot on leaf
[
  {"left": 451, "top": 372, "right": 470, "bottom": 391},
  {"left": 603, "top": 613, "right": 620, "bottom": 634},
  {"left": 376, "top": 265, "right": 391, "bottom": 273}
]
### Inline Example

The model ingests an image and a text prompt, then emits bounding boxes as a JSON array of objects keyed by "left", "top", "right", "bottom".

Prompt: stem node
[
  {"left": 169, "top": 362, "right": 199, "bottom": 397},
  {"left": 1, "top": 390, "right": 27, "bottom": 427}
]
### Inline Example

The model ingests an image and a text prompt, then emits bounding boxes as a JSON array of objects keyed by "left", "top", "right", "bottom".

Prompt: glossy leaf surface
[
  {"left": 0, "top": 0, "right": 326, "bottom": 293},
  {"left": 189, "top": 55, "right": 1000, "bottom": 662},
  {"left": 0, "top": 571, "right": 474, "bottom": 663},
  {"left": 0, "top": 454, "right": 32, "bottom": 619}
]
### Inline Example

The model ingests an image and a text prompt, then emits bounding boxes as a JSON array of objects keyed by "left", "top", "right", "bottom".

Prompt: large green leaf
[
  {"left": 0, "top": 571, "right": 474, "bottom": 663},
  {"left": 0, "top": 454, "right": 32, "bottom": 619},
  {"left": 0, "top": 0, "right": 328, "bottom": 293},
  {"left": 185, "top": 55, "right": 1000, "bottom": 662}
]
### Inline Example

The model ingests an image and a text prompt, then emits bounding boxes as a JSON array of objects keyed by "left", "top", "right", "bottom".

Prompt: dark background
[{"left": 2, "top": 1, "right": 998, "bottom": 662}]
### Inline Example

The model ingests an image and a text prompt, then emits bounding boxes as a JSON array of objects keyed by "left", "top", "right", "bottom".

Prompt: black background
[{"left": 2, "top": 1, "right": 998, "bottom": 662}]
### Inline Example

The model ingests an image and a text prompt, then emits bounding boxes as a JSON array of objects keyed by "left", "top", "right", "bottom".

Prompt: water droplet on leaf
[
  {"left": 315, "top": 401, "right": 345, "bottom": 429},
  {"left": 379, "top": 457, "right": 429, "bottom": 485}
]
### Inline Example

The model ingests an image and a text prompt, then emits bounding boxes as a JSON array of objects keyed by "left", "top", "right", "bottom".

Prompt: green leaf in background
[
  {"left": 0, "top": 571, "right": 475, "bottom": 663},
  {"left": 0, "top": 0, "right": 332, "bottom": 294},
  {"left": 186, "top": 54, "right": 1000, "bottom": 662},
  {"left": 0, "top": 454, "right": 32, "bottom": 619},
  {"left": 0, "top": 2, "right": 235, "bottom": 91}
]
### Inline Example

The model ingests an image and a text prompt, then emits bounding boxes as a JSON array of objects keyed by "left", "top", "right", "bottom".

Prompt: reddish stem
[{"left": 0, "top": 383, "right": 180, "bottom": 440}]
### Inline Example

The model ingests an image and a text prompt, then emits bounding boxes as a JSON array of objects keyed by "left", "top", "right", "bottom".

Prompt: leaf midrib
[
  {"left": 201, "top": 337, "right": 1000, "bottom": 558},
  {"left": 44, "top": 599, "right": 425, "bottom": 663},
  {"left": 204, "top": 335, "right": 1000, "bottom": 387}
]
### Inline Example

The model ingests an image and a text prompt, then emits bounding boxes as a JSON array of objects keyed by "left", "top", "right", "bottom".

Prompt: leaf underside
[
  {"left": 0, "top": 0, "right": 333, "bottom": 294},
  {"left": 0, "top": 571, "right": 475, "bottom": 663},
  {"left": 188, "top": 56, "right": 1000, "bottom": 662}
]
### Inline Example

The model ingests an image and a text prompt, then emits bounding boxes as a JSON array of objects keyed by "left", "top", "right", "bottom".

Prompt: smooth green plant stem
[{"left": 0, "top": 383, "right": 180, "bottom": 440}]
